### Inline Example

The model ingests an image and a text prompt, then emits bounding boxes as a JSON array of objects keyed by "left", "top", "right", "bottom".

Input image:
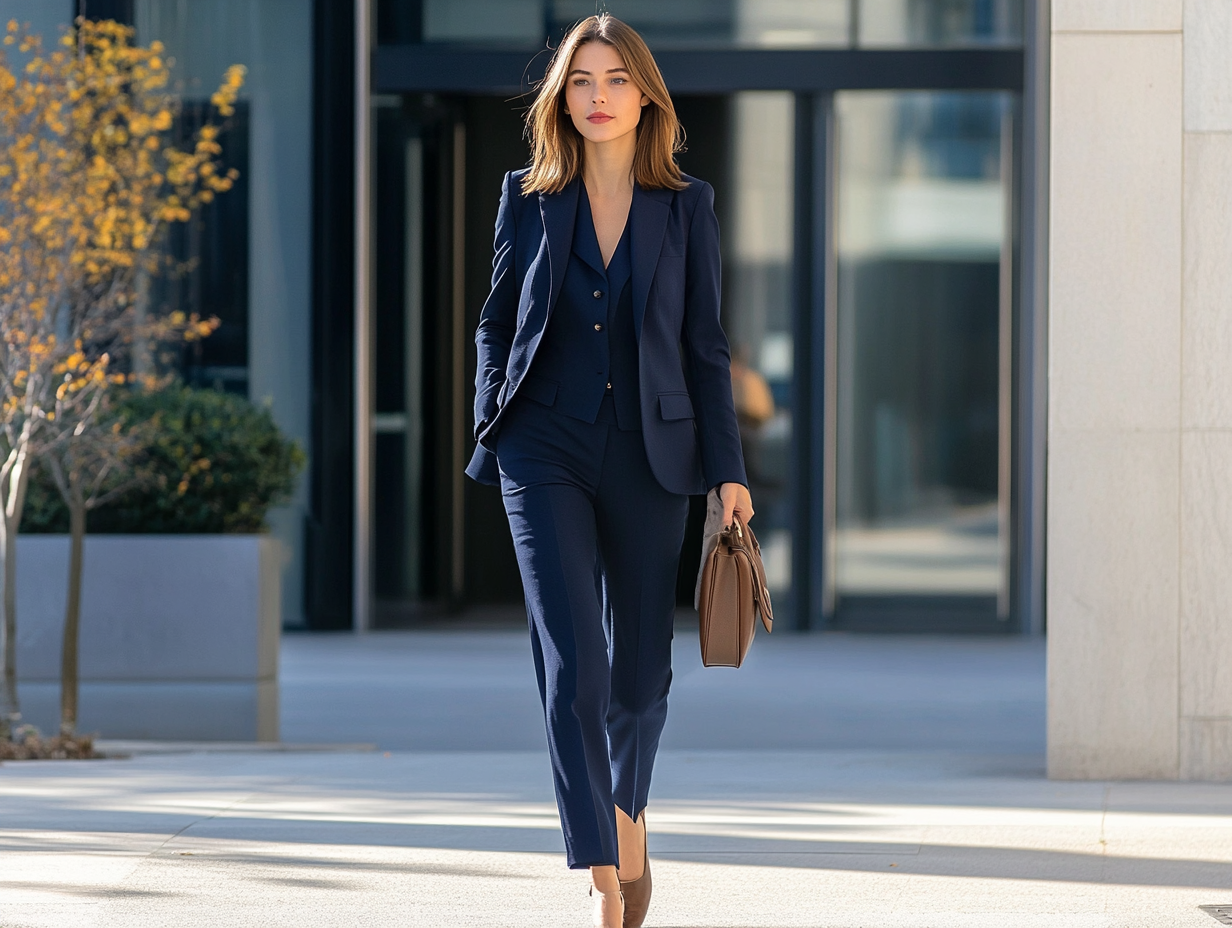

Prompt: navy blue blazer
[{"left": 465, "top": 168, "right": 747, "bottom": 497}]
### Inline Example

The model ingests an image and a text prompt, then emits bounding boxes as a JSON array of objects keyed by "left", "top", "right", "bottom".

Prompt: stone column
[
  {"left": 1176, "top": 0, "right": 1232, "bottom": 779},
  {"left": 1048, "top": 0, "right": 1232, "bottom": 779}
]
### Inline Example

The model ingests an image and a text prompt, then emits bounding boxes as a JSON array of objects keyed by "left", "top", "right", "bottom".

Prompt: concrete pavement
[
  {"left": 277, "top": 624, "right": 1046, "bottom": 753},
  {"left": 3, "top": 628, "right": 1232, "bottom": 927}
]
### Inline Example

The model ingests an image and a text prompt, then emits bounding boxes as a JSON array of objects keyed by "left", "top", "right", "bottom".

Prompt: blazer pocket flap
[
  {"left": 519, "top": 374, "right": 558, "bottom": 407},
  {"left": 658, "top": 392, "right": 695, "bottom": 421}
]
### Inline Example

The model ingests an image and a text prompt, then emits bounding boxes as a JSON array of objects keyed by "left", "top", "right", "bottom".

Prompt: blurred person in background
[{"left": 730, "top": 344, "right": 775, "bottom": 482}]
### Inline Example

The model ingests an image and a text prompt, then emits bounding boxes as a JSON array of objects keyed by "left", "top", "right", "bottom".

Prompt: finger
[{"left": 734, "top": 488, "right": 754, "bottom": 523}]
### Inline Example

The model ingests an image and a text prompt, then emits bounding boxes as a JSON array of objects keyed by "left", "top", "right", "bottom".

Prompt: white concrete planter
[{"left": 14, "top": 535, "right": 280, "bottom": 741}]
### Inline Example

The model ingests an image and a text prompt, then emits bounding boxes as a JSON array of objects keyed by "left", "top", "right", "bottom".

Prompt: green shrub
[{"left": 21, "top": 384, "right": 305, "bottom": 534}]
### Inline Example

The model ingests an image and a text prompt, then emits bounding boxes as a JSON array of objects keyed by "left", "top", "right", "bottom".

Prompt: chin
[{"left": 579, "top": 124, "right": 630, "bottom": 144}]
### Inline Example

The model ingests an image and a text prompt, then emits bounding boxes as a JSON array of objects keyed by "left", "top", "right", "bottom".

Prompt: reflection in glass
[
  {"left": 412, "top": 0, "right": 1026, "bottom": 47},
  {"left": 859, "top": 0, "right": 1022, "bottom": 47},
  {"left": 735, "top": 0, "right": 849, "bottom": 47},
  {"left": 724, "top": 93, "right": 794, "bottom": 596},
  {"left": 423, "top": 0, "right": 543, "bottom": 42},
  {"left": 421, "top": 0, "right": 848, "bottom": 47},
  {"left": 834, "top": 91, "right": 1010, "bottom": 602},
  {"left": 133, "top": 0, "right": 266, "bottom": 393}
]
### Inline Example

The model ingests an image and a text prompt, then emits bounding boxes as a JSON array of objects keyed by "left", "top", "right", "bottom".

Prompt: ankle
[
  {"left": 616, "top": 816, "right": 646, "bottom": 882},
  {"left": 590, "top": 864, "right": 620, "bottom": 896}
]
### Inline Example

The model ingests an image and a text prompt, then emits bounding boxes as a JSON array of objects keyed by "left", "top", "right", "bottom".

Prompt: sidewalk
[{"left": 2, "top": 629, "right": 1230, "bottom": 928}]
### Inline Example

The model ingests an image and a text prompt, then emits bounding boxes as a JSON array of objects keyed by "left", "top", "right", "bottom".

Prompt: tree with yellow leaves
[{"left": 0, "top": 17, "right": 243, "bottom": 739}]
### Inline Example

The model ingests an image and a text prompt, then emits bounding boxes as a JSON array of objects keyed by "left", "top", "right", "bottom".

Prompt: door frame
[{"left": 357, "top": 23, "right": 1046, "bottom": 633}]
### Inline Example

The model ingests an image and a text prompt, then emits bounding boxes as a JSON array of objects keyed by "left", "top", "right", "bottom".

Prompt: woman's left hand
[{"left": 720, "top": 482, "right": 755, "bottom": 529}]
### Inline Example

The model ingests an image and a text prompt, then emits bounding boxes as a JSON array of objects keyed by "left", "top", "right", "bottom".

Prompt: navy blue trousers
[{"left": 496, "top": 395, "right": 689, "bottom": 870}]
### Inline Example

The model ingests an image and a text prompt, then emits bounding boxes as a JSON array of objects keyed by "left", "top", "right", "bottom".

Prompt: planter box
[{"left": 14, "top": 535, "right": 280, "bottom": 741}]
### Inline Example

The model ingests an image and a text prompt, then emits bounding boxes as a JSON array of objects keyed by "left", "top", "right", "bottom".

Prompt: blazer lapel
[
  {"left": 630, "top": 183, "right": 673, "bottom": 342},
  {"left": 537, "top": 179, "right": 580, "bottom": 326},
  {"left": 571, "top": 185, "right": 608, "bottom": 276}
]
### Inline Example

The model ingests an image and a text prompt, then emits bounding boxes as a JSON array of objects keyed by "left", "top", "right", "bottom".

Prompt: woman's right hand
[{"left": 720, "top": 482, "right": 754, "bottom": 529}]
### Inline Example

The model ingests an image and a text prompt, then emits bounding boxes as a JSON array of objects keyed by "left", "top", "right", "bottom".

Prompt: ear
[{"left": 640, "top": 94, "right": 649, "bottom": 107}]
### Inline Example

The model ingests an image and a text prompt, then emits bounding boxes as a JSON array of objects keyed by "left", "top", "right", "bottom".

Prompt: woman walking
[{"left": 465, "top": 14, "right": 753, "bottom": 927}]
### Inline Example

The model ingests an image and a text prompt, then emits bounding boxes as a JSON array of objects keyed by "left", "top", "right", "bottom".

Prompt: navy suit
[
  {"left": 466, "top": 170, "right": 746, "bottom": 493},
  {"left": 466, "top": 170, "right": 746, "bottom": 870}
]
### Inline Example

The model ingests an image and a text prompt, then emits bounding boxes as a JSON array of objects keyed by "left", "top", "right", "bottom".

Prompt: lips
[{"left": 587, "top": 113, "right": 614, "bottom": 123}]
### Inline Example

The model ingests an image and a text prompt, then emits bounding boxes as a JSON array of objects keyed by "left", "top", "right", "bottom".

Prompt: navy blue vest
[{"left": 530, "top": 185, "right": 641, "bottom": 430}]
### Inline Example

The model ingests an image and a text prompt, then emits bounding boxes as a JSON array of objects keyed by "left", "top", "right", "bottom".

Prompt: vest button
[
  {"left": 593, "top": 290, "right": 603, "bottom": 299},
  {"left": 594, "top": 323, "right": 603, "bottom": 331}
]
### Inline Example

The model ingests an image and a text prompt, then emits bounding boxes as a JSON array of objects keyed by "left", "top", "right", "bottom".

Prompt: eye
[
  {"left": 611, "top": 78, "right": 627, "bottom": 85},
  {"left": 572, "top": 78, "right": 588, "bottom": 86}
]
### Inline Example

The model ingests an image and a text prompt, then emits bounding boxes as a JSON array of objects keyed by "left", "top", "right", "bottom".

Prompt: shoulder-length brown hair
[{"left": 521, "top": 14, "right": 686, "bottom": 195}]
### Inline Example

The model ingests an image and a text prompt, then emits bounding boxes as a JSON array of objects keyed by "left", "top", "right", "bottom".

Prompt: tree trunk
[
  {"left": 60, "top": 497, "right": 86, "bottom": 737},
  {"left": 0, "top": 513, "right": 15, "bottom": 741},
  {"left": 0, "top": 446, "right": 30, "bottom": 740}
]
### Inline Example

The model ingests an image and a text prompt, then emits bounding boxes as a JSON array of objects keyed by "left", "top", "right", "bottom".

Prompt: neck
[{"left": 581, "top": 131, "right": 636, "bottom": 197}]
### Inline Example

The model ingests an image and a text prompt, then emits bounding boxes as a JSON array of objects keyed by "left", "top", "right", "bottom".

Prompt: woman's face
[{"left": 564, "top": 41, "right": 650, "bottom": 146}]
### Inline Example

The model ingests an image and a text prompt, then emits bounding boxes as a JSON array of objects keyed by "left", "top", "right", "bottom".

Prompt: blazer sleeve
[
  {"left": 681, "top": 182, "right": 749, "bottom": 491},
  {"left": 472, "top": 171, "right": 519, "bottom": 440}
]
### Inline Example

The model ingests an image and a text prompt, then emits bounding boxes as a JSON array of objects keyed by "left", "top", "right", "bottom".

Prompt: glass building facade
[
  {"left": 833, "top": 89, "right": 1013, "bottom": 625},
  {"left": 411, "top": 0, "right": 1021, "bottom": 47},
  {"left": 40, "top": 0, "right": 1046, "bottom": 632}
]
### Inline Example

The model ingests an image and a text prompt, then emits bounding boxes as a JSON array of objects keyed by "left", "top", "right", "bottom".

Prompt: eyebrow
[{"left": 567, "top": 67, "right": 630, "bottom": 77}]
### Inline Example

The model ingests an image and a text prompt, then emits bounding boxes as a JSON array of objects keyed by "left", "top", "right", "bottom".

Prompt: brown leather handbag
[{"left": 696, "top": 512, "right": 773, "bottom": 668}]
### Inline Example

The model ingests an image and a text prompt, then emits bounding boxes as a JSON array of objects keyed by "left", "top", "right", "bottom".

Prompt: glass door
[
  {"left": 722, "top": 92, "right": 796, "bottom": 602},
  {"left": 829, "top": 90, "right": 1014, "bottom": 630}
]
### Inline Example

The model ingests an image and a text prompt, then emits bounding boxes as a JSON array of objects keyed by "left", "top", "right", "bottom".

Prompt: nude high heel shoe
[{"left": 619, "top": 813, "right": 652, "bottom": 928}]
